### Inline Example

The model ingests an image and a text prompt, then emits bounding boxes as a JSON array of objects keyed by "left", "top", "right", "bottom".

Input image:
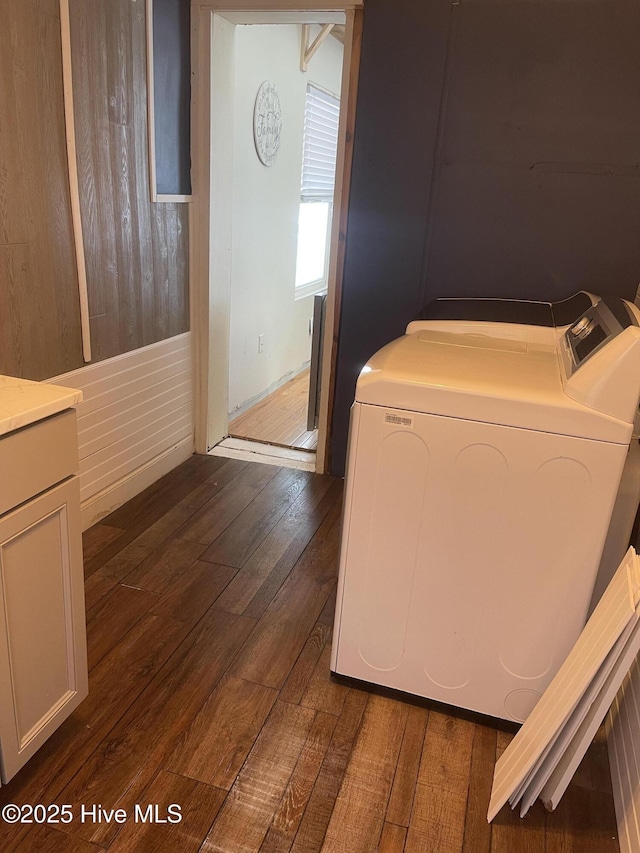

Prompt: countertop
[{"left": 0, "top": 375, "right": 83, "bottom": 437}]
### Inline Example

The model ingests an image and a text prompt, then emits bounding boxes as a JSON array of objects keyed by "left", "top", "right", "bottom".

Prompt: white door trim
[{"left": 190, "top": 1, "right": 361, "bottom": 471}]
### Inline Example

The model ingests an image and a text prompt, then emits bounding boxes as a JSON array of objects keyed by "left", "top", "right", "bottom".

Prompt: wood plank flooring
[
  {"left": 229, "top": 370, "right": 318, "bottom": 452},
  {"left": 0, "top": 455, "right": 619, "bottom": 852}
]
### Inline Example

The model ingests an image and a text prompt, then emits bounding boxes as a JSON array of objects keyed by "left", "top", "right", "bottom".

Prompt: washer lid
[
  {"left": 355, "top": 329, "right": 634, "bottom": 443},
  {"left": 414, "top": 291, "right": 595, "bottom": 328}
]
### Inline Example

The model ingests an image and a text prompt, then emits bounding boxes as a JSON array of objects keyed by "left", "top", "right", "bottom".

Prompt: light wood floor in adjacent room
[
  {"left": 229, "top": 369, "right": 318, "bottom": 452},
  {"left": 0, "top": 455, "right": 618, "bottom": 852}
]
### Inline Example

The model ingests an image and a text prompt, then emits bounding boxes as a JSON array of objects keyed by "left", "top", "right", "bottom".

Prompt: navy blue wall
[{"left": 330, "top": 0, "right": 640, "bottom": 476}]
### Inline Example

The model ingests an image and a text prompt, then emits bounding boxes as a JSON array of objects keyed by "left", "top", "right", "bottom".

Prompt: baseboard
[{"left": 80, "top": 437, "right": 193, "bottom": 530}]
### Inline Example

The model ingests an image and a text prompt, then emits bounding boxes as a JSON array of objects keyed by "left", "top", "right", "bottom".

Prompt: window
[{"left": 295, "top": 84, "right": 340, "bottom": 299}]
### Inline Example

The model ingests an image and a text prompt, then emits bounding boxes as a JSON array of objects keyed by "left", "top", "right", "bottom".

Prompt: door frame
[{"left": 189, "top": 0, "right": 363, "bottom": 472}]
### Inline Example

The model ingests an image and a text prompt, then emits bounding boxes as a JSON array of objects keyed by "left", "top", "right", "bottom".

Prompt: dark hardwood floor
[{"left": 0, "top": 455, "right": 619, "bottom": 851}]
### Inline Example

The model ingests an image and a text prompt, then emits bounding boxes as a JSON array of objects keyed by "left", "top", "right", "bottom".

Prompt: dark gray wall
[
  {"left": 330, "top": 0, "right": 640, "bottom": 476},
  {"left": 153, "top": 0, "right": 191, "bottom": 196}
]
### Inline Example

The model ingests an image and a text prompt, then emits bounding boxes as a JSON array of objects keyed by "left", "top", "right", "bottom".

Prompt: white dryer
[{"left": 331, "top": 295, "right": 640, "bottom": 722}]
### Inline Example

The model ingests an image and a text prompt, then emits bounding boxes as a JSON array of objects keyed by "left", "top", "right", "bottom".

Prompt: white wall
[
  {"left": 228, "top": 24, "right": 343, "bottom": 414},
  {"left": 49, "top": 334, "right": 193, "bottom": 529}
]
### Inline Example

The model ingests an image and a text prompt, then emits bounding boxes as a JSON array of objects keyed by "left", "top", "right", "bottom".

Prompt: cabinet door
[{"left": 0, "top": 477, "right": 88, "bottom": 782}]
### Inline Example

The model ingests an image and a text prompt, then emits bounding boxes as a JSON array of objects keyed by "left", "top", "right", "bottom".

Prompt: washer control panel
[{"left": 564, "top": 297, "right": 636, "bottom": 372}]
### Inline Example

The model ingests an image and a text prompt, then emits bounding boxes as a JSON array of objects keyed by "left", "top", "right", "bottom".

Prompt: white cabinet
[{"left": 0, "top": 410, "right": 87, "bottom": 782}]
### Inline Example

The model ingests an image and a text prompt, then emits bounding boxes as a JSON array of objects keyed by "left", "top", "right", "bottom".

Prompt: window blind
[{"left": 300, "top": 85, "right": 340, "bottom": 202}]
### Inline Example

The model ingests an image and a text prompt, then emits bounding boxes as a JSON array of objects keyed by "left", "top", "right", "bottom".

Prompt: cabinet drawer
[{"left": 0, "top": 409, "right": 78, "bottom": 516}]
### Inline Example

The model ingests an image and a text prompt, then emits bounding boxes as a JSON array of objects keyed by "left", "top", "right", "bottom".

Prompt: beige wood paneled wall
[
  {"left": 0, "top": 0, "right": 84, "bottom": 380},
  {"left": 69, "top": 0, "right": 189, "bottom": 362}
]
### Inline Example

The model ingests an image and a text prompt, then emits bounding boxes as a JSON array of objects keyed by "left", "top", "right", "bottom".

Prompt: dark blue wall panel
[
  {"left": 330, "top": 0, "right": 640, "bottom": 476},
  {"left": 153, "top": 0, "right": 191, "bottom": 195},
  {"left": 330, "top": 0, "right": 452, "bottom": 475}
]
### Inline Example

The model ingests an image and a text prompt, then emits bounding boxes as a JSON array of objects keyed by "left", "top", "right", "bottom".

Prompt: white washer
[{"left": 331, "top": 295, "right": 640, "bottom": 722}]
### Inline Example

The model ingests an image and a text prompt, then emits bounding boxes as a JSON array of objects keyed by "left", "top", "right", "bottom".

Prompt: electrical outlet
[{"left": 258, "top": 334, "right": 264, "bottom": 354}]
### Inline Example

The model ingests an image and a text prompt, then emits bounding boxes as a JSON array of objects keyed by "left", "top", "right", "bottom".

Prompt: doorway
[
  {"left": 190, "top": 4, "right": 362, "bottom": 473},
  {"left": 224, "top": 22, "right": 344, "bottom": 457}
]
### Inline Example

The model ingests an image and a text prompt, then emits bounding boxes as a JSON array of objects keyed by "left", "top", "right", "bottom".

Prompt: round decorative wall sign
[{"left": 253, "top": 81, "right": 282, "bottom": 166}]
